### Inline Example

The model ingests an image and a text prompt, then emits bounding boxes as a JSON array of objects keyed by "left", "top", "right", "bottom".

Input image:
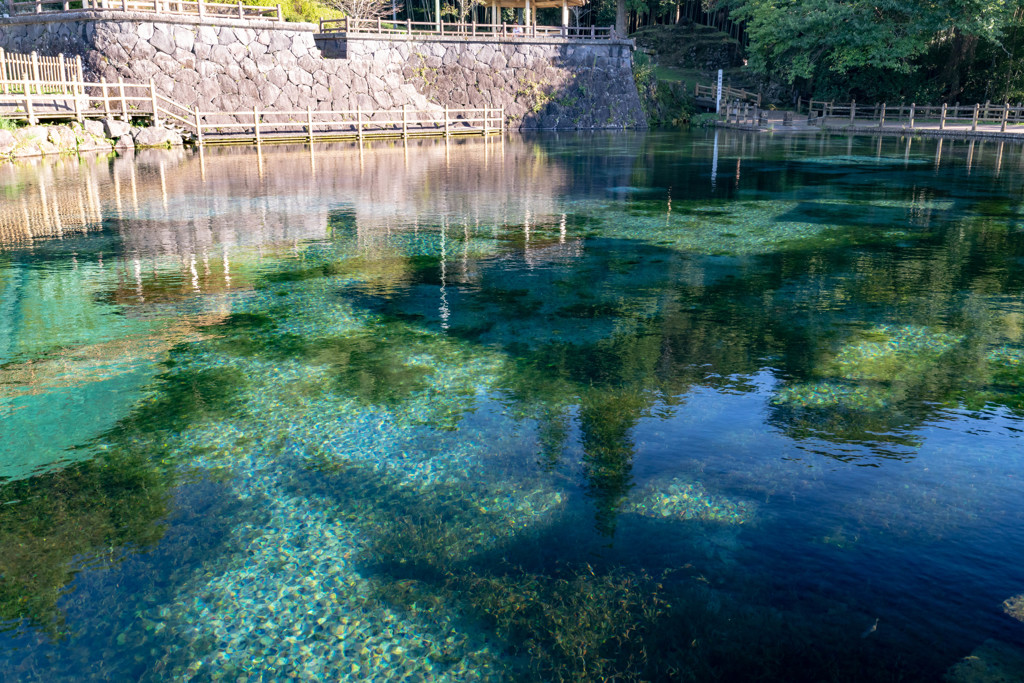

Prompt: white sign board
[{"left": 716, "top": 69, "right": 723, "bottom": 114}]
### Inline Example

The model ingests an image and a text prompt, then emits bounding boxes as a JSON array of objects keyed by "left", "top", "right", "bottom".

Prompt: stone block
[
  {"left": 197, "top": 25, "right": 218, "bottom": 45},
  {"left": 83, "top": 119, "right": 105, "bottom": 138},
  {"left": 174, "top": 27, "right": 195, "bottom": 52},
  {"left": 151, "top": 26, "right": 175, "bottom": 55},
  {"left": 288, "top": 69, "right": 314, "bottom": 87},
  {"left": 228, "top": 42, "right": 247, "bottom": 62},
  {"left": 0, "top": 129, "right": 18, "bottom": 155},
  {"left": 210, "top": 45, "right": 233, "bottom": 67},
  {"left": 133, "top": 126, "right": 182, "bottom": 148},
  {"left": 218, "top": 27, "right": 237, "bottom": 45},
  {"left": 104, "top": 119, "right": 131, "bottom": 138},
  {"left": 268, "top": 32, "right": 291, "bottom": 52},
  {"left": 268, "top": 66, "right": 288, "bottom": 89},
  {"left": 136, "top": 23, "right": 154, "bottom": 41},
  {"left": 216, "top": 74, "right": 240, "bottom": 95},
  {"left": 114, "top": 135, "right": 134, "bottom": 154},
  {"left": 130, "top": 40, "right": 157, "bottom": 62}
]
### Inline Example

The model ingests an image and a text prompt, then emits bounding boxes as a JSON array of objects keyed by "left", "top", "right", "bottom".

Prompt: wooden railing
[
  {"left": 804, "top": 99, "right": 1024, "bottom": 132},
  {"left": 194, "top": 105, "right": 505, "bottom": 144},
  {"left": 319, "top": 17, "right": 617, "bottom": 40},
  {"left": 695, "top": 83, "right": 760, "bottom": 106},
  {"left": 0, "top": 74, "right": 505, "bottom": 144},
  {"left": 0, "top": 50, "right": 85, "bottom": 95},
  {"left": 6, "top": 0, "right": 283, "bottom": 21}
]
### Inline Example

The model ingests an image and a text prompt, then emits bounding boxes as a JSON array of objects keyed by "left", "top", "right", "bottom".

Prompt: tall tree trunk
[{"left": 616, "top": 0, "right": 626, "bottom": 36}]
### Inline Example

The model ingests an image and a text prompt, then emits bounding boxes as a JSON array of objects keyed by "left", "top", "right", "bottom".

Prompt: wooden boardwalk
[
  {"left": 714, "top": 91, "right": 1024, "bottom": 141},
  {"left": 0, "top": 56, "right": 504, "bottom": 146}
]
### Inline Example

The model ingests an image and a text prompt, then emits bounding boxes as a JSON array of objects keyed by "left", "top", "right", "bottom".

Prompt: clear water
[{"left": 1, "top": 132, "right": 1023, "bottom": 682}]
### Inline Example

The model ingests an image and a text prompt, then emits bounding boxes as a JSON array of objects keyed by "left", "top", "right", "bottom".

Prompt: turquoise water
[{"left": 1, "top": 132, "right": 1023, "bottom": 681}]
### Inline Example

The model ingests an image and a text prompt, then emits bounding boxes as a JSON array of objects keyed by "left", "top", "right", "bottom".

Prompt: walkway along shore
[{"left": 713, "top": 94, "right": 1024, "bottom": 141}]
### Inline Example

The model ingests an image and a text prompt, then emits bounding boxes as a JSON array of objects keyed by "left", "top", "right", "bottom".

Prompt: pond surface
[{"left": 1, "top": 131, "right": 1023, "bottom": 682}]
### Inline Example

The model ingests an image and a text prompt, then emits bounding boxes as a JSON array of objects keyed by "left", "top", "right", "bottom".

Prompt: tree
[
  {"left": 327, "top": 0, "right": 403, "bottom": 19},
  {"left": 729, "top": 0, "right": 1017, "bottom": 100}
]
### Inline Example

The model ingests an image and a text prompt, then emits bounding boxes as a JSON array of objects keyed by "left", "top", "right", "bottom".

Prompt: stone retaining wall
[{"left": 0, "top": 12, "right": 645, "bottom": 130}]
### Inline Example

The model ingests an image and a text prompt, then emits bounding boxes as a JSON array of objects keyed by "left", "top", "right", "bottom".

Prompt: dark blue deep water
[{"left": 1, "top": 131, "right": 1023, "bottom": 682}]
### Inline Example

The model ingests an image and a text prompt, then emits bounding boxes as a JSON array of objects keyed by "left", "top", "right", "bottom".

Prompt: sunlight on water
[{"left": 0, "top": 132, "right": 1023, "bottom": 682}]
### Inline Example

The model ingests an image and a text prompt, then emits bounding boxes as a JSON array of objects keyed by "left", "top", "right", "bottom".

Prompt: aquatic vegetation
[
  {"left": 1002, "top": 594, "right": 1024, "bottom": 623},
  {"left": 627, "top": 477, "right": 755, "bottom": 525}
]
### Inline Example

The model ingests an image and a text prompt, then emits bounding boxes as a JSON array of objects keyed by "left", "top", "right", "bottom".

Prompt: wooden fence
[
  {"left": 6, "top": 0, "right": 283, "bottom": 21},
  {"left": 195, "top": 105, "right": 504, "bottom": 144},
  {"left": 695, "top": 83, "right": 760, "bottom": 106},
  {"left": 320, "top": 17, "right": 617, "bottom": 40},
  {"left": 804, "top": 99, "right": 1024, "bottom": 132},
  {"left": 0, "top": 72, "right": 504, "bottom": 144},
  {"left": 0, "top": 50, "right": 84, "bottom": 95}
]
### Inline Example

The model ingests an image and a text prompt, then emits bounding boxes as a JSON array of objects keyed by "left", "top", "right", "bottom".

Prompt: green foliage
[
  {"left": 634, "top": 51, "right": 695, "bottom": 127},
  {"left": 732, "top": 0, "right": 1019, "bottom": 101},
  {"left": 0, "top": 118, "right": 17, "bottom": 133},
  {"left": 210, "top": 0, "right": 342, "bottom": 22}
]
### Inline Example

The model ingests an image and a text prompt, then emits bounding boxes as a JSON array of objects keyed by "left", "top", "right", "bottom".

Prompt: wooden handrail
[
  {"left": 7, "top": 0, "right": 284, "bottom": 20},
  {"left": 319, "top": 17, "right": 616, "bottom": 40}
]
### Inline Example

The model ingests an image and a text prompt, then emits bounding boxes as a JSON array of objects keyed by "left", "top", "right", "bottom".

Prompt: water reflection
[{"left": 0, "top": 132, "right": 1023, "bottom": 681}]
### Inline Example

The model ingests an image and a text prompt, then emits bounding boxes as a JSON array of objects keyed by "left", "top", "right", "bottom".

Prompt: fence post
[
  {"left": 101, "top": 76, "right": 110, "bottom": 118},
  {"left": 500, "top": 105, "right": 504, "bottom": 133},
  {"left": 118, "top": 76, "right": 127, "bottom": 120},
  {"left": 402, "top": 104, "right": 407, "bottom": 139},
  {"left": 24, "top": 74, "right": 35, "bottom": 125},
  {"left": 58, "top": 53, "right": 67, "bottom": 94},
  {"left": 0, "top": 49, "right": 6, "bottom": 96},
  {"left": 878, "top": 102, "right": 885, "bottom": 129},
  {"left": 796, "top": 95, "right": 802, "bottom": 114},
  {"left": 357, "top": 105, "right": 362, "bottom": 141},
  {"left": 237, "top": 0, "right": 243, "bottom": 18},
  {"left": 939, "top": 103, "right": 947, "bottom": 130},
  {"left": 198, "top": 0, "right": 205, "bottom": 16},
  {"left": 971, "top": 103, "right": 979, "bottom": 131},
  {"left": 149, "top": 78, "right": 160, "bottom": 126},
  {"left": 444, "top": 104, "right": 450, "bottom": 137},
  {"left": 908, "top": 103, "right": 914, "bottom": 129},
  {"left": 72, "top": 81, "right": 81, "bottom": 122},
  {"left": 983, "top": 99, "right": 990, "bottom": 122},
  {"left": 194, "top": 106, "right": 203, "bottom": 146},
  {"left": 306, "top": 105, "right": 313, "bottom": 143},
  {"left": 1001, "top": 102, "right": 1009, "bottom": 132},
  {"left": 30, "top": 51, "right": 40, "bottom": 84},
  {"left": 849, "top": 99, "right": 855, "bottom": 123},
  {"left": 276, "top": 3, "right": 282, "bottom": 20}
]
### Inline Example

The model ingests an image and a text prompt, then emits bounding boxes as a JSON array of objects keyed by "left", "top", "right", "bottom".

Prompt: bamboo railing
[
  {"left": 320, "top": 17, "right": 616, "bottom": 40},
  {"left": 6, "top": 0, "right": 283, "bottom": 21},
  {"left": 695, "top": 83, "right": 760, "bottom": 106},
  {"left": 0, "top": 50, "right": 85, "bottom": 96}
]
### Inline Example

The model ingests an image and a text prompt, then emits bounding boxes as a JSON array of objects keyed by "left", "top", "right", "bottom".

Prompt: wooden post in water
[
  {"left": 444, "top": 104, "right": 450, "bottom": 138},
  {"left": 972, "top": 103, "right": 979, "bottom": 131},
  {"left": 1001, "top": 102, "right": 1009, "bottom": 132},
  {"left": 194, "top": 106, "right": 203, "bottom": 146},
  {"left": 118, "top": 77, "right": 127, "bottom": 121},
  {"left": 878, "top": 103, "right": 885, "bottom": 129},
  {"left": 908, "top": 103, "right": 915, "bottom": 129},
  {"left": 402, "top": 104, "right": 407, "bottom": 139},
  {"left": 940, "top": 103, "right": 947, "bottom": 130},
  {"left": 306, "top": 105, "right": 313, "bottom": 143},
  {"left": 253, "top": 106, "right": 261, "bottom": 144},
  {"left": 357, "top": 106, "right": 363, "bottom": 142},
  {"left": 149, "top": 78, "right": 160, "bottom": 126},
  {"left": 849, "top": 99, "right": 856, "bottom": 123}
]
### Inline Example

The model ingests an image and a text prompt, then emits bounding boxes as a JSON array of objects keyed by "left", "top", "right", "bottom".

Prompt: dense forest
[{"left": 582, "top": 0, "right": 1024, "bottom": 105}]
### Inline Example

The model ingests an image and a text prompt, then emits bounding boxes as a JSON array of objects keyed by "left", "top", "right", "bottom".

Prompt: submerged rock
[{"left": 945, "top": 639, "right": 1024, "bottom": 682}]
